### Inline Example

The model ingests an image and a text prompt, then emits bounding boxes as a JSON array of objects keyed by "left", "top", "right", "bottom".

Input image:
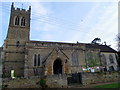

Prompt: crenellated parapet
[{"left": 11, "top": 2, "right": 31, "bottom": 13}]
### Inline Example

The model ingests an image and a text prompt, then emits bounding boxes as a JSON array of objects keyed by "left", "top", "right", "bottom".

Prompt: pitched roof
[
  {"left": 28, "top": 40, "right": 116, "bottom": 53},
  {"left": 86, "top": 44, "right": 117, "bottom": 53},
  {"left": 28, "top": 40, "right": 84, "bottom": 46}
]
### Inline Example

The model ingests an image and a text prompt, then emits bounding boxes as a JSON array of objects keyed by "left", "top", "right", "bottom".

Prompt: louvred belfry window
[
  {"left": 15, "top": 16, "right": 19, "bottom": 25},
  {"left": 21, "top": 17, "right": 25, "bottom": 26}
]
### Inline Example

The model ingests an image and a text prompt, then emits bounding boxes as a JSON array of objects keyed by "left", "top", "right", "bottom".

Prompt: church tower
[{"left": 3, "top": 3, "right": 31, "bottom": 77}]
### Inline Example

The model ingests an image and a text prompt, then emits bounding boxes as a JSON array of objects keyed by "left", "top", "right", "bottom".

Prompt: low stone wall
[
  {"left": 2, "top": 71, "right": 120, "bottom": 88},
  {"left": 46, "top": 74, "right": 68, "bottom": 88},
  {"left": 81, "top": 71, "right": 120, "bottom": 85},
  {"left": 3, "top": 75, "right": 68, "bottom": 88},
  {"left": 3, "top": 76, "right": 41, "bottom": 88}
]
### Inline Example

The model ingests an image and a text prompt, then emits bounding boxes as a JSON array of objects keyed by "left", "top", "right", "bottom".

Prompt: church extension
[{"left": 1, "top": 3, "right": 119, "bottom": 77}]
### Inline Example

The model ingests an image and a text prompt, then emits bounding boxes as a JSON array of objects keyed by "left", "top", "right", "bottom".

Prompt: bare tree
[
  {"left": 117, "top": 33, "right": 120, "bottom": 51},
  {"left": 117, "top": 33, "right": 120, "bottom": 68},
  {"left": 91, "top": 38, "right": 101, "bottom": 44}
]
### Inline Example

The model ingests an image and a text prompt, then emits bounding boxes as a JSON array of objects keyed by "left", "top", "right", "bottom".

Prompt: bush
[{"left": 36, "top": 78, "right": 48, "bottom": 88}]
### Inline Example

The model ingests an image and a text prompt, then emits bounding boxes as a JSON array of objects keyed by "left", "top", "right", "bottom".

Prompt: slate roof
[
  {"left": 86, "top": 44, "right": 117, "bottom": 53},
  {"left": 29, "top": 40, "right": 84, "bottom": 45},
  {"left": 28, "top": 40, "right": 117, "bottom": 53}
]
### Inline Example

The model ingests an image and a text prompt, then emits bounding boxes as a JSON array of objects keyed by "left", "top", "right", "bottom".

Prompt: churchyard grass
[{"left": 93, "top": 82, "right": 120, "bottom": 88}]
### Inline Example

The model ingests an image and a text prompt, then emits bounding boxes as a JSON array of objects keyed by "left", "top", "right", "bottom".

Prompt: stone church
[{"left": 2, "top": 3, "right": 118, "bottom": 77}]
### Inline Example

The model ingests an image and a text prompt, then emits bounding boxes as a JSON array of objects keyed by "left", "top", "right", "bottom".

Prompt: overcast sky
[{"left": 0, "top": 0, "right": 118, "bottom": 50}]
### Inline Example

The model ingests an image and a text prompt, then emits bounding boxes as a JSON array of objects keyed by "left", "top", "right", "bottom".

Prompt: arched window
[
  {"left": 34, "top": 54, "right": 37, "bottom": 66},
  {"left": 38, "top": 54, "right": 41, "bottom": 66},
  {"left": 109, "top": 54, "right": 114, "bottom": 63},
  {"left": 21, "top": 17, "right": 25, "bottom": 26},
  {"left": 101, "top": 54, "right": 107, "bottom": 65},
  {"left": 71, "top": 50, "right": 79, "bottom": 66},
  {"left": 15, "top": 16, "right": 20, "bottom": 25}
]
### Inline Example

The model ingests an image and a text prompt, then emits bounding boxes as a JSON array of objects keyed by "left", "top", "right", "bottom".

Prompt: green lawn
[{"left": 93, "top": 82, "right": 120, "bottom": 88}]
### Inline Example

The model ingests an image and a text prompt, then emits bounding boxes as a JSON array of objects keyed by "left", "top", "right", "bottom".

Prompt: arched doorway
[{"left": 53, "top": 59, "right": 62, "bottom": 74}]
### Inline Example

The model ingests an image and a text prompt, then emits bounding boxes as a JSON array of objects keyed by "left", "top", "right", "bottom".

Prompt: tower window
[
  {"left": 21, "top": 17, "right": 25, "bottom": 26},
  {"left": 16, "top": 41, "right": 20, "bottom": 47},
  {"left": 15, "top": 16, "right": 20, "bottom": 25}
]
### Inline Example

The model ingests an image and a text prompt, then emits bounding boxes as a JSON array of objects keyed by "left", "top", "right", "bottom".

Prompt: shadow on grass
[{"left": 93, "top": 82, "right": 120, "bottom": 88}]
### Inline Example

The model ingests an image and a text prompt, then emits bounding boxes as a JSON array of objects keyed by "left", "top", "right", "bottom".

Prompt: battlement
[
  {"left": 14, "top": 8, "right": 30, "bottom": 12},
  {"left": 11, "top": 2, "right": 31, "bottom": 12},
  {"left": 17, "top": 8, "right": 20, "bottom": 10}
]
